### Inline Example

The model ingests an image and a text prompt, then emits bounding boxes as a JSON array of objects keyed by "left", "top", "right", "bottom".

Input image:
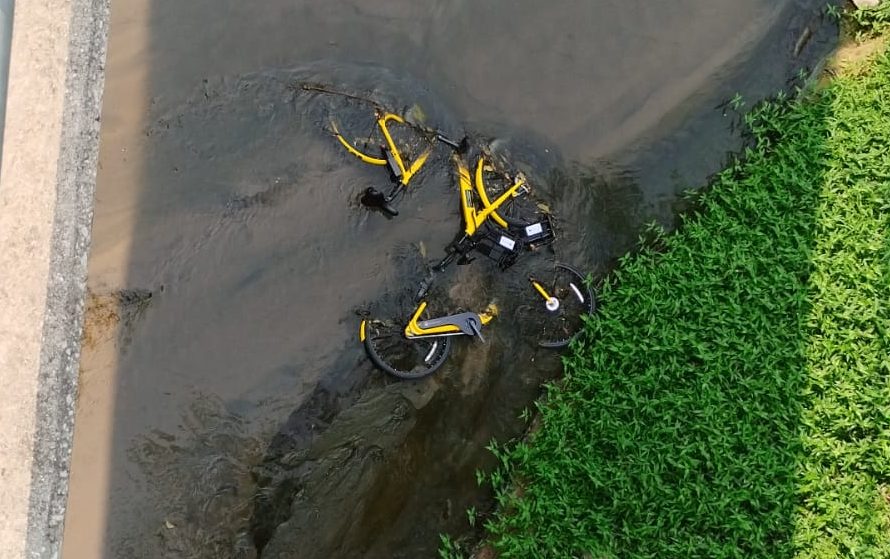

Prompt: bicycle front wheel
[
  {"left": 520, "top": 262, "right": 594, "bottom": 348},
  {"left": 361, "top": 318, "right": 452, "bottom": 379}
]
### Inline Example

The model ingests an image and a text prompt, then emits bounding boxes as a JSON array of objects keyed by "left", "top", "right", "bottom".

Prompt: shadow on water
[{"left": 62, "top": 0, "right": 838, "bottom": 557}]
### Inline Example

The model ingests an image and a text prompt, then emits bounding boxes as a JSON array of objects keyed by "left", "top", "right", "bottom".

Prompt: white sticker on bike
[
  {"left": 525, "top": 223, "right": 544, "bottom": 236},
  {"left": 498, "top": 236, "right": 516, "bottom": 250}
]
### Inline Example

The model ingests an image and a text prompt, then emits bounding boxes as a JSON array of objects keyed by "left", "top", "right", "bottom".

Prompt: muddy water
[{"left": 64, "top": 1, "right": 836, "bottom": 558}]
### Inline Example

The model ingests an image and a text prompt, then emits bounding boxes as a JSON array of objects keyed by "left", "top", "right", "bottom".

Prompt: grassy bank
[{"left": 479, "top": 30, "right": 890, "bottom": 559}]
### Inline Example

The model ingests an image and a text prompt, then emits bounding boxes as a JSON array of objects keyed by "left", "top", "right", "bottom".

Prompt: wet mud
[{"left": 63, "top": 0, "right": 838, "bottom": 557}]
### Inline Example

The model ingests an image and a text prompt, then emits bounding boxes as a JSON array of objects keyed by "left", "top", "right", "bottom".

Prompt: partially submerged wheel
[
  {"left": 361, "top": 318, "right": 452, "bottom": 379},
  {"left": 520, "top": 262, "right": 594, "bottom": 348}
]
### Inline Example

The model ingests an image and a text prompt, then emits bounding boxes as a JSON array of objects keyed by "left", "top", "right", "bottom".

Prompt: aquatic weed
[
  {"left": 729, "top": 92, "right": 746, "bottom": 111},
  {"left": 466, "top": 506, "right": 478, "bottom": 528},
  {"left": 438, "top": 534, "right": 467, "bottom": 559},
  {"left": 825, "top": 3, "right": 843, "bottom": 23}
]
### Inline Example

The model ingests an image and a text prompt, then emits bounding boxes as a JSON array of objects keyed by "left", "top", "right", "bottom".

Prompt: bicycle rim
[
  {"left": 522, "top": 263, "right": 594, "bottom": 348},
  {"left": 362, "top": 318, "right": 452, "bottom": 379}
]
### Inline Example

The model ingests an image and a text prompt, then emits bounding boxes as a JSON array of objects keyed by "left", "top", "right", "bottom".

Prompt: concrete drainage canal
[{"left": 62, "top": 1, "right": 838, "bottom": 557}]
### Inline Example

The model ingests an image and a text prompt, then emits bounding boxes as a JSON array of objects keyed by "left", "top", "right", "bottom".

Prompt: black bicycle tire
[
  {"left": 501, "top": 208, "right": 537, "bottom": 227},
  {"left": 525, "top": 262, "right": 595, "bottom": 348},
  {"left": 362, "top": 318, "right": 453, "bottom": 379}
]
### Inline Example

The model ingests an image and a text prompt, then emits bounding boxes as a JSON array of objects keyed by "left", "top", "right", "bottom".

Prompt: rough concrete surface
[{"left": 0, "top": 0, "right": 108, "bottom": 557}]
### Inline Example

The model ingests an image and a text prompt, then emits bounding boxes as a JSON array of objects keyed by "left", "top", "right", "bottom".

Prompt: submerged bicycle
[
  {"left": 328, "top": 102, "right": 557, "bottom": 269},
  {"left": 433, "top": 152, "right": 554, "bottom": 271},
  {"left": 304, "top": 85, "right": 596, "bottom": 378},
  {"left": 310, "top": 82, "right": 549, "bottom": 235},
  {"left": 304, "top": 83, "right": 436, "bottom": 216},
  {"left": 360, "top": 261, "right": 594, "bottom": 379},
  {"left": 331, "top": 110, "right": 433, "bottom": 216}
]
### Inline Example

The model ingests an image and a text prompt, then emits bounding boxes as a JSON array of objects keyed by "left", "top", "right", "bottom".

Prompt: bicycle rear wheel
[
  {"left": 519, "top": 262, "right": 594, "bottom": 348},
  {"left": 361, "top": 318, "right": 452, "bottom": 379}
]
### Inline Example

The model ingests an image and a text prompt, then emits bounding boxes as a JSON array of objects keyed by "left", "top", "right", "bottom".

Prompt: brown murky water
[{"left": 63, "top": 1, "right": 837, "bottom": 558}]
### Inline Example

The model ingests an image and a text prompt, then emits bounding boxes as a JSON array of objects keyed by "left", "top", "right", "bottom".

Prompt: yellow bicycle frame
[
  {"left": 531, "top": 280, "right": 552, "bottom": 302},
  {"left": 457, "top": 156, "right": 526, "bottom": 236},
  {"left": 474, "top": 157, "right": 511, "bottom": 229},
  {"left": 333, "top": 120, "right": 386, "bottom": 166},
  {"left": 332, "top": 113, "right": 431, "bottom": 186},
  {"left": 404, "top": 301, "right": 497, "bottom": 338}
]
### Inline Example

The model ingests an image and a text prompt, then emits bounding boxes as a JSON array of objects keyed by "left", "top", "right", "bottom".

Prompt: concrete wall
[
  {"left": 0, "top": 0, "right": 13, "bottom": 163},
  {"left": 0, "top": 0, "right": 108, "bottom": 557}
]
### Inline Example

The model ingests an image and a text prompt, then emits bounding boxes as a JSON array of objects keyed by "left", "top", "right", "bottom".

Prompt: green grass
[
  {"left": 481, "top": 41, "right": 890, "bottom": 559},
  {"left": 848, "top": 1, "right": 890, "bottom": 37}
]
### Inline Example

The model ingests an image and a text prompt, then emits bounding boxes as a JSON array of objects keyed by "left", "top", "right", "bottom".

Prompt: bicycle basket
[
  {"left": 512, "top": 214, "right": 555, "bottom": 248},
  {"left": 475, "top": 229, "right": 522, "bottom": 270}
]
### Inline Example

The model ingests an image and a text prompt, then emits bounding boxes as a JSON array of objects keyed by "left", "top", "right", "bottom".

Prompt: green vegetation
[
  {"left": 848, "top": 2, "right": 890, "bottom": 37},
  {"left": 482, "top": 39, "right": 890, "bottom": 559}
]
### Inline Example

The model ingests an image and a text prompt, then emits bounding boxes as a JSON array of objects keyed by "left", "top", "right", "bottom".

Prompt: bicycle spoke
[
  {"left": 523, "top": 262, "right": 595, "bottom": 348},
  {"left": 362, "top": 316, "right": 452, "bottom": 379}
]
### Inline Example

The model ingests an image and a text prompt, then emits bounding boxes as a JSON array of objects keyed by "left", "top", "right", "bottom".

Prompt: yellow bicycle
[
  {"left": 312, "top": 83, "right": 543, "bottom": 227},
  {"left": 360, "top": 261, "right": 594, "bottom": 379},
  {"left": 329, "top": 103, "right": 555, "bottom": 268},
  {"left": 303, "top": 81, "right": 436, "bottom": 216},
  {"left": 332, "top": 111, "right": 431, "bottom": 184},
  {"left": 432, "top": 151, "right": 554, "bottom": 271},
  {"left": 304, "top": 87, "right": 594, "bottom": 378}
]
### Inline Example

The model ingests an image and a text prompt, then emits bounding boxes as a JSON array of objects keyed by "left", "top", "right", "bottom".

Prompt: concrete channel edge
[{"left": 24, "top": 0, "right": 110, "bottom": 557}]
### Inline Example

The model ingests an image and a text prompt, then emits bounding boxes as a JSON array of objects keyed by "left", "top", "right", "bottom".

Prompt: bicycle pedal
[
  {"left": 474, "top": 230, "right": 521, "bottom": 270},
  {"left": 466, "top": 317, "right": 484, "bottom": 343},
  {"left": 415, "top": 276, "right": 434, "bottom": 300},
  {"left": 361, "top": 187, "right": 399, "bottom": 217}
]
